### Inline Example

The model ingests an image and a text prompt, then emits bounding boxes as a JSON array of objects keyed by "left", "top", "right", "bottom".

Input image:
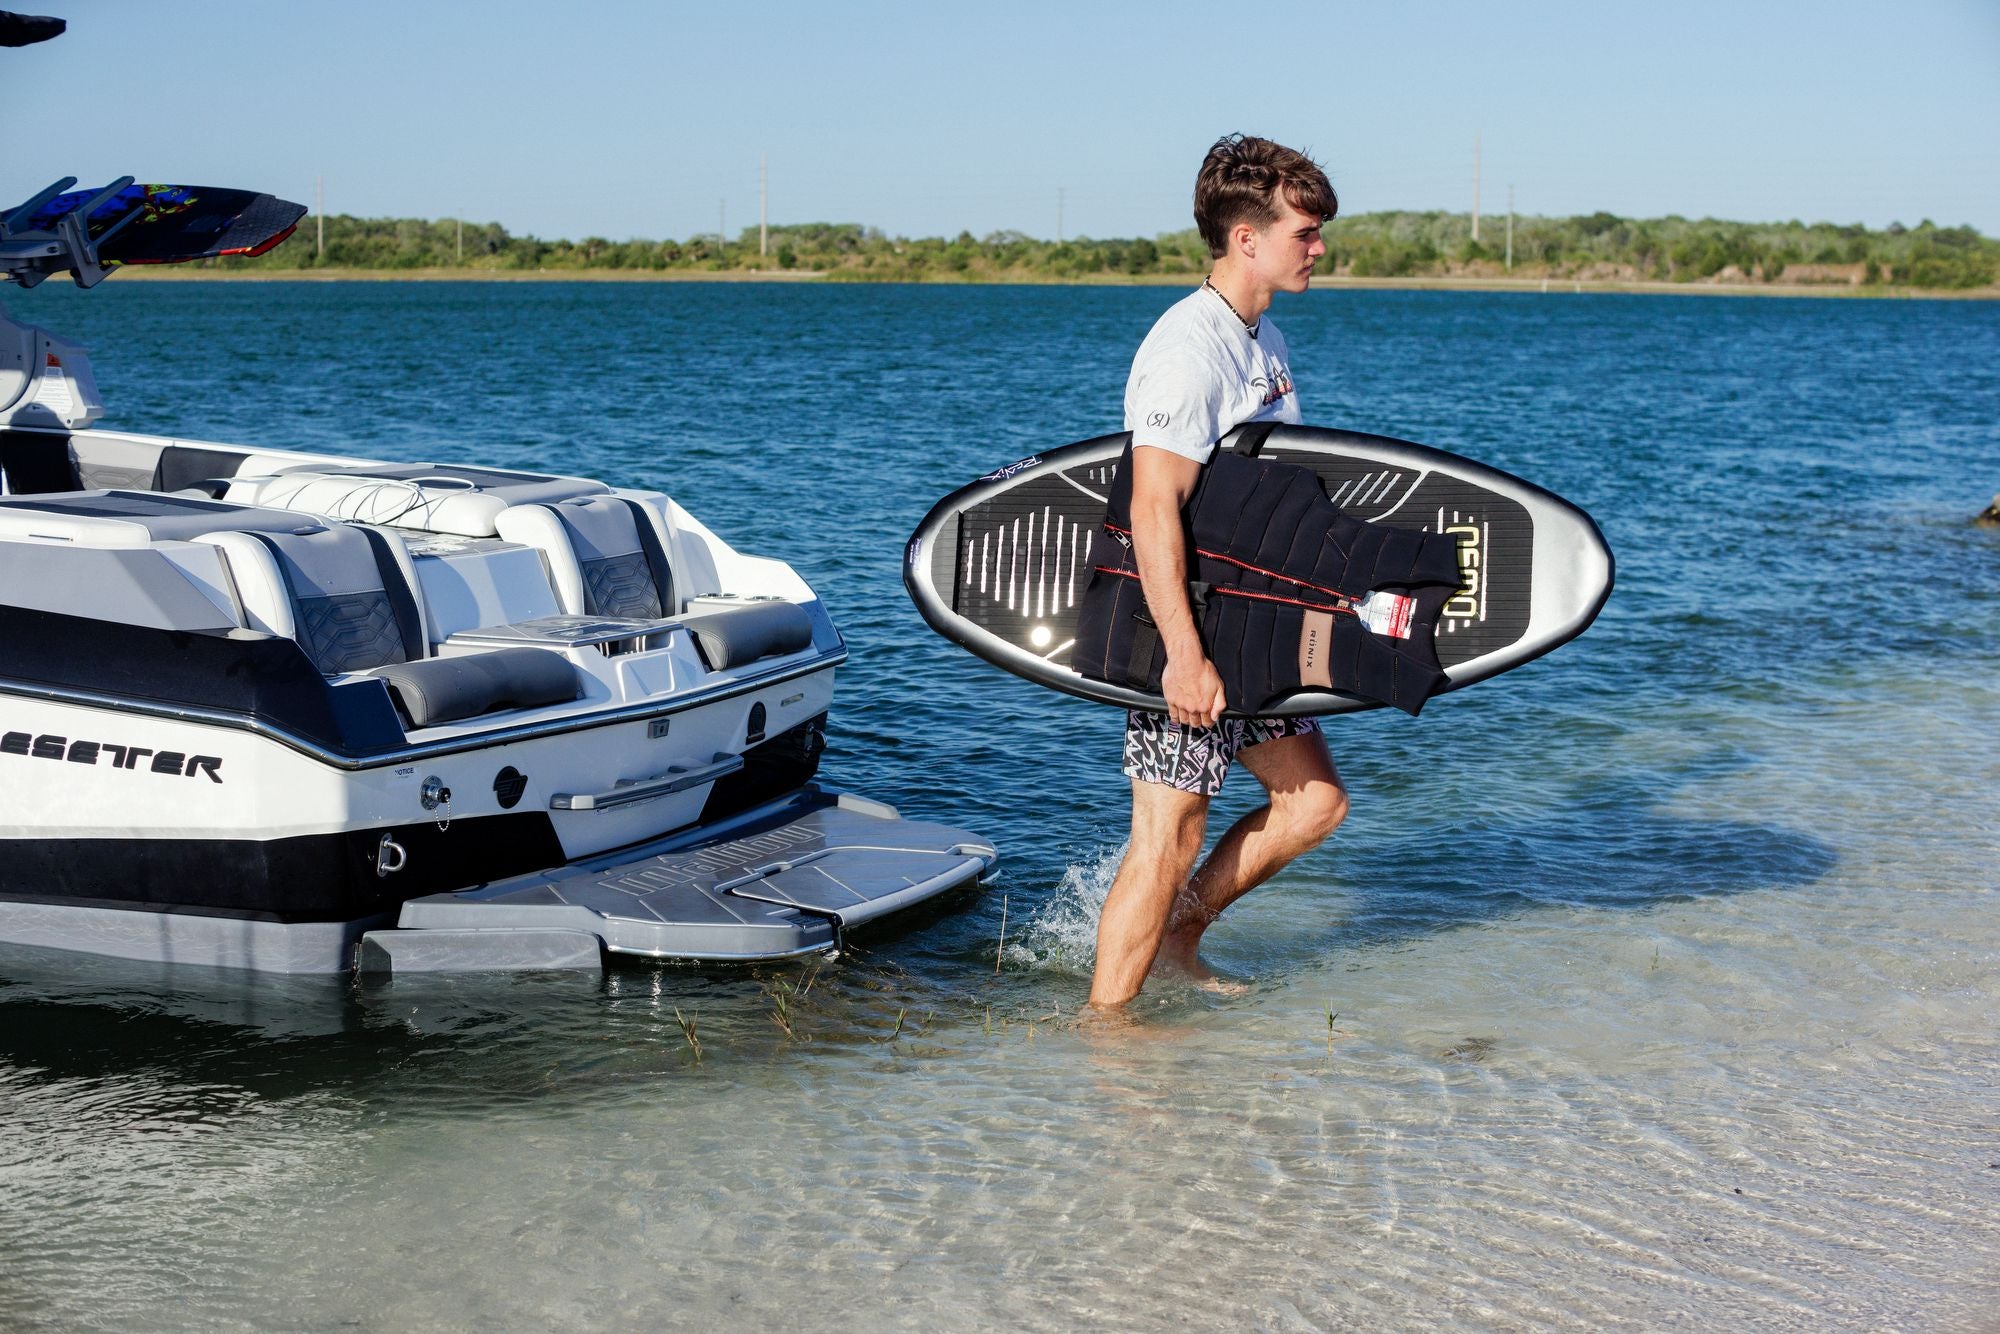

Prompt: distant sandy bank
[{"left": 107, "top": 266, "right": 1998, "bottom": 299}]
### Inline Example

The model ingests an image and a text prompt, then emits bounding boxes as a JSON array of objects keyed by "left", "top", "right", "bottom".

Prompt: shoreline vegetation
[{"left": 122, "top": 210, "right": 1999, "bottom": 298}]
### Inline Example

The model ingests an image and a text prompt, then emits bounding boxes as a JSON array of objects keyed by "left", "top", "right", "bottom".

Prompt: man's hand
[
  {"left": 1128, "top": 445, "right": 1223, "bottom": 727},
  {"left": 1162, "top": 652, "right": 1227, "bottom": 728}
]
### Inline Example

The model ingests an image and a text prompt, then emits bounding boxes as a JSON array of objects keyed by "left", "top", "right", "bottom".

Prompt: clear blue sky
[{"left": 6, "top": 0, "right": 1997, "bottom": 242}]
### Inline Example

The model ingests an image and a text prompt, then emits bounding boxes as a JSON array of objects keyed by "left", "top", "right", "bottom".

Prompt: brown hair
[{"left": 1193, "top": 134, "right": 1337, "bottom": 258}]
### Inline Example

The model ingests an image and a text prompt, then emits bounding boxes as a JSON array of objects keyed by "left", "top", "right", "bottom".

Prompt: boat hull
[
  {"left": 0, "top": 785, "right": 994, "bottom": 973},
  {"left": 0, "top": 687, "right": 834, "bottom": 924}
]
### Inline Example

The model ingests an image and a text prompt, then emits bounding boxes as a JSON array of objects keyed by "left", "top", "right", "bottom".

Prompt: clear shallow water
[{"left": 1, "top": 281, "right": 1996, "bottom": 1330}]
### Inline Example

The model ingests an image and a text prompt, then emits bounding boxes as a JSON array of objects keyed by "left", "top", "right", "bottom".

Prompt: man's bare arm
[{"left": 1129, "top": 446, "right": 1227, "bottom": 727}]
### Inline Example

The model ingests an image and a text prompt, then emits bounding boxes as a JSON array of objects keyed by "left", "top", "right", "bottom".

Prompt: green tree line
[{"left": 215, "top": 210, "right": 1998, "bottom": 289}]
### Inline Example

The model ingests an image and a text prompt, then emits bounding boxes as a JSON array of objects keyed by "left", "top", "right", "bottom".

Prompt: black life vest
[{"left": 1071, "top": 432, "right": 1466, "bottom": 716}]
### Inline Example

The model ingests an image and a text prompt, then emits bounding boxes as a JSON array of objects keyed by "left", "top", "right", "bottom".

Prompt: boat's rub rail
[{"left": 0, "top": 643, "right": 847, "bottom": 771}]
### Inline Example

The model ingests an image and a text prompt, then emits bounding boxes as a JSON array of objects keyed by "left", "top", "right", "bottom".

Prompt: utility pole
[
  {"left": 1056, "top": 187, "right": 1064, "bottom": 244},
  {"left": 1505, "top": 185, "right": 1514, "bottom": 271},
  {"left": 1472, "top": 133, "right": 1488, "bottom": 245},
  {"left": 315, "top": 176, "right": 324, "bottom": 257},
  {"left": 719, "top": 199, "right": 726, "bottom": 248},
  {"left": 455, "top": 215, "right": 463, "bottom": 264},
  {"left": 759, "top": 155, "right": 768, "bottom": 258}
]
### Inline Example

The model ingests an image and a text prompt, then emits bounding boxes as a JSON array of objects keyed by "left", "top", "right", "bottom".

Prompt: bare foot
[
  {"left": 1076, "top": 1001, "right": 1189, "bottom": 1042},
  {"left": 1150, "top": 939, "right": 1249, "bottom": 996},
  {"left": 1075, "top": 1000, "right": 1146, "bottom": 1035}
]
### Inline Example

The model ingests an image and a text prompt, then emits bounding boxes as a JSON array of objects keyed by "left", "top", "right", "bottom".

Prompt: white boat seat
[
  {"left": 367, "top": 647, "right": 579, "bottom": 729},
  {"left": 196, "top": 524, "right": 429, "bottom": 675},
  {"left": 495, "top": 496, "right": 676, "bottom": 620},
  {"left": 224, "top": 462, "right": 609, "bottom": 538}
]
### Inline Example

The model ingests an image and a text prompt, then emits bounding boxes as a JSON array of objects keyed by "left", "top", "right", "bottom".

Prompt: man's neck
[{"left": 1205, "top": 258, "right": 1271, "bottom": 328}]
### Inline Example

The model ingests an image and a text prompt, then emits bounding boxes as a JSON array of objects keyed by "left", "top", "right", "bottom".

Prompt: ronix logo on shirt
[{"left": 1253, "top": 368, "right": 1295, "bottom": 408}]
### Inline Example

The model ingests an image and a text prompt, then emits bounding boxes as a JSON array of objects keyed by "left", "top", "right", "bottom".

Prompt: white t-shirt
[{"left": 1123, "top": 286, "right": 1302, "bottom": 464}]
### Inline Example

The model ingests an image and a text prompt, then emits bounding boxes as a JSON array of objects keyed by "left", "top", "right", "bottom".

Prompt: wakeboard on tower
[
  {"left": 1, "top": 179, "right": 306, "bottom": 289},
  {"left": 0, "top": 10, "right": 65, "bottom": 46}
]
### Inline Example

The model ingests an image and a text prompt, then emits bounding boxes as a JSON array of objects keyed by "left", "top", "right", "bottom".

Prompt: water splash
[{"left": 1008, "top": 841, "right": 1125, "bottom": 973}]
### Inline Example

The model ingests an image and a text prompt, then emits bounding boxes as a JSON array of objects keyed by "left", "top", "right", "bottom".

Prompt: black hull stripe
[{"left": 0, "top": 811, "right": 566, "bottom": 922}]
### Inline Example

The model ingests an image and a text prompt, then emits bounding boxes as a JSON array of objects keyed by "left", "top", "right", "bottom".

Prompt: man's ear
[{"left": 1234, "top": 222, "right": 1257, "bottom": 257}]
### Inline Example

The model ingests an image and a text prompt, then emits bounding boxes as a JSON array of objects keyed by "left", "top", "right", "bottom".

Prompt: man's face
[{"left": 1249, "top": 200, "right": 1328, "bottom": 293}]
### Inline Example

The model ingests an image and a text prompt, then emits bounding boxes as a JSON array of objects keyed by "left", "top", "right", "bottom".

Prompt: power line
[{"left": 1472, "top": 132, "right": 1481, "bottom": 243}]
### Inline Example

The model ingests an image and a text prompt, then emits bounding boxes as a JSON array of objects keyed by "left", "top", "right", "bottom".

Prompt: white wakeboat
[{"left": 0, "top": 177, "right": 995, "bottom": 975}]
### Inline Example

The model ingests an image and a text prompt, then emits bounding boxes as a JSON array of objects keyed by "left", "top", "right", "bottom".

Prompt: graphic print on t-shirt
[{"left": 1254, "top": 368, "right": 1294, "bottom": 407}]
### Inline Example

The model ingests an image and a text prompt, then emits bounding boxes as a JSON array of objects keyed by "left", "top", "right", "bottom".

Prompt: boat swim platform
[{"left": 362, "top": 787, "right": 998, "bottom": 973}]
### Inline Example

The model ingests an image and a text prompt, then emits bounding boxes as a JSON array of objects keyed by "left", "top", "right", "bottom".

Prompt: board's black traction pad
[{"left": 945, "top": 450, "right": 1530, "bottom": 671}]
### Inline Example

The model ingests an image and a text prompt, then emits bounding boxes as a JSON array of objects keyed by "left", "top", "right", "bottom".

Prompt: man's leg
[
  {"left": 1154, "top": 728, "right": 1347, "bottom": 977},
  {"left": 1088, "top": 778, "right": 1210, "bottom": 1008}
]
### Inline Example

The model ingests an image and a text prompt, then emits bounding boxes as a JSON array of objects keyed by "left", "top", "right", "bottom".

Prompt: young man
[{"left": 1088, "top": 134, "right": 1346, "bottom": 1009}]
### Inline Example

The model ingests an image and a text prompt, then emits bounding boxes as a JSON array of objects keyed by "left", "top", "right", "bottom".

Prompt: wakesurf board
[{"left": 903, "top": 423, "right": 1613, "bottom": 717}]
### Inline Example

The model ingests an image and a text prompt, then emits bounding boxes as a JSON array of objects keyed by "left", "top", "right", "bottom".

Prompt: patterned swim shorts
[{"left": 1122, "top": 710, "right": 1324, "bottom": 796}]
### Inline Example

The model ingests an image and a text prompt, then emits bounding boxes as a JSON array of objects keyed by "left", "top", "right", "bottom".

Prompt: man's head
[{"left": 1193, "top": 134, "right": 1337, "bottom": 260}]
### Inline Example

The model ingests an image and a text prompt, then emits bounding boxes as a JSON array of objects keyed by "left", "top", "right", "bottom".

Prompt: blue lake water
[{"left": 2, "top": 279, "right": 1997, "bottom": 1330}]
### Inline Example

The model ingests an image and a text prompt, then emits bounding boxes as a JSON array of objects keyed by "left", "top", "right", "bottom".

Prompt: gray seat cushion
[
  {"left": 681, "top": 601, "right": 813, "bottom": 671},
  {"left": 369, "top": 648, "right": 579, "bottom": 729}
]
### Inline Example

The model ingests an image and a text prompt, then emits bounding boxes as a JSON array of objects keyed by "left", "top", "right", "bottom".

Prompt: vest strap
[
  {"left": 1228, "top": 421, "right": 1278, "bottom": 457},
  {"left": 1123, "top": 611, "right": 1161, "bottom": 690},
  {"left": 1120, "top": 581, "right": 1210, "bottom": 691}
]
